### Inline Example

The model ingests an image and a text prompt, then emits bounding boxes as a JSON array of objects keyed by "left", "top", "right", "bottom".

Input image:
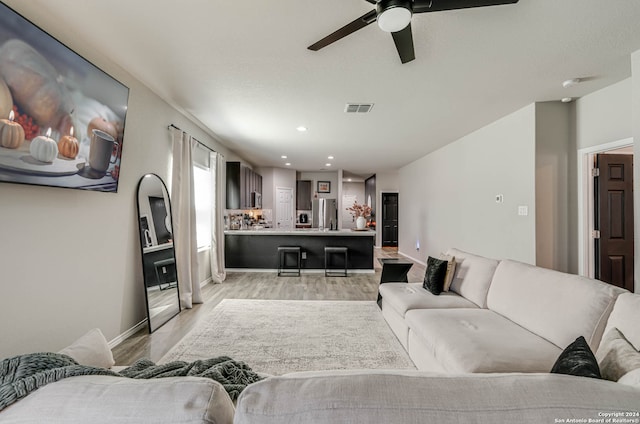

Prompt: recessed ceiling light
[
  {"left": 562, "top": 78, "right": 581, "bottom": 88},
  {"left": 281, "top": 155, "right": 287, "bottom": 159},
  {"left": 296, "top": 126, "right": 308, "bottom": 132},
  {"left": 327, "top": 155, "right": 334, "bottom": 160},
  {"left": 561, "top": 97, "right": 573, "bottom": 103},
  {"left": 285, "top": 162, "right": 291, "bottom": 166},
  {"left": 347, "top": 178, "right": 352, "bottom": 182},
  {"left": 325, "top": 163, "right": 332, "bottom": 167}
]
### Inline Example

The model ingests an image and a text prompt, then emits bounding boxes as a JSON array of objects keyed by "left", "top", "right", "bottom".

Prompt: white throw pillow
[
  {"left": 595, "top": 327, "right": 640, "bottom": 382},
  {"left": 617, "top": 368, "right": 640, "bottom": 388},
  {"left": 58, "top": 328, "right": 115, "bottom": 369},
  {"left": 439, "top": 254, "right": 456, "bottom": 292}
]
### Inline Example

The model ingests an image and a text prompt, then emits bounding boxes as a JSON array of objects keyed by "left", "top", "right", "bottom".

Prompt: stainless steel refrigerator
[{"left": 312, "top": 198, "right": 338, "bottom": 230}]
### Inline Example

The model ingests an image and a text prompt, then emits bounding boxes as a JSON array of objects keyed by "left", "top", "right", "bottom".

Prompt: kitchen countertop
[{"left": 225, "top": 228, "right": 375, "bottom": 236}]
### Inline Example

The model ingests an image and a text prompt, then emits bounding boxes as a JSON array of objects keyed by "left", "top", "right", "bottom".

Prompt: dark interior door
[
  {"left": 149, "top": 196, "right": 171, "bottom": 244},
  {"left": 381, "top": 193, "right": 398, "bottom": 247},
  {"left": 595, "top": 153, "right": 634, "bottom": 291}
]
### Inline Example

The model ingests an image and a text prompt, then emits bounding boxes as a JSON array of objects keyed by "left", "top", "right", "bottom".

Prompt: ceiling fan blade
[
  {"left": 308, "top": 10, "right": 377, "bottom": 51},
  {"left": 391, "top": 23, "right": 415, "bottom": 64},
  {"left": 413, "top": 0, "right": 518, "bottom": 13}
]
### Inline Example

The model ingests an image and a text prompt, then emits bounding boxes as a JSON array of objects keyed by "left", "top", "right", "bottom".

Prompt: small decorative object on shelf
[
  {"left": 0, "top": 109, "right": 25, "bottom": 149},
  {"left": 30, "top": 127, "right": 58, "bottom": 163},
  {"left": 58, "top": 126, "right": 79, "bottom": 159},
  {"left": 347, "top": 201, "right": 372, "bottom": 230}
]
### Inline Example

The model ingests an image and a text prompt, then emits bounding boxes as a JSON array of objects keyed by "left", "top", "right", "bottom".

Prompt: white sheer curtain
[
  {"left": 209, "top": 151, "right": 226, "bottom": 283},
  {"left": 170, "top": 128, "right": 202, "bottom": 308}
]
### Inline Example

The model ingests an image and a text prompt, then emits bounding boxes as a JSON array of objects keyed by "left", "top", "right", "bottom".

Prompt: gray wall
[
  {"left": 398, "top": 104, "right": 537, "bottom": 264},
  {"left": 0, "top": 2, "right": 235, "bottom": 358},
  {"left": 535, "top": 102, "right": 571, "bottom": 272}
]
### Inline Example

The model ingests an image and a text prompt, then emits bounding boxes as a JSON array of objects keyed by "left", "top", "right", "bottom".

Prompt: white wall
[
  {"left": 0, "top": 2, "right": 235, "bottom": 357},
  {"left": 398, "top": 105, "right": 537, "bottom": 264},
  {"left": 632, "top": 50, "right": 640, "bottom": 293},
  {"left": 341, "top": 181, "right": 365, "bottom": 229},
  {"left": 298, "top": 171, "right": 339, "bottom": 200},
  {"left": 575, "top": 79, "right": 632, "bottom": 150}
]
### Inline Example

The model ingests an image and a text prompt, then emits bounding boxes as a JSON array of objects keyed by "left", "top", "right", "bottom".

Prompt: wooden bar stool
[
  {"left": 278, "top": 246, "right": 301, "bottom": 276},
  {"left": 324, "top": 246, "right": 348, "bottom": 277}
]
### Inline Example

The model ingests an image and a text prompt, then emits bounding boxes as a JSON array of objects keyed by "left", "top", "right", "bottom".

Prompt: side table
[{"left": 377, "top": 258, "right": 414, "bottom": 308}]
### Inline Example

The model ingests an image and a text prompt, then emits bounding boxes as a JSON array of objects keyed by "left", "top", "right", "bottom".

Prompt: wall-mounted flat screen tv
[{"left": 0, "top": 2, "right": 129, "bottom": 193}]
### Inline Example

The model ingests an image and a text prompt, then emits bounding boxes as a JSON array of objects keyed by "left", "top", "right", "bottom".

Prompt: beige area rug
[{"left": 159, "top": 299, "right": 416, "bottom": 375}]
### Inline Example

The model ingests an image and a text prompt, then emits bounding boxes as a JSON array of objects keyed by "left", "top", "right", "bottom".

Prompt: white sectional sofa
[
  {"left": 380, "top": 248, "right": 625, "bottom": 373},
  {"left": 234, "top": 250, "right": 640, "bottom": 423},
  {"left": 3, "top": 250, "right": 640, "bottom": 423}
]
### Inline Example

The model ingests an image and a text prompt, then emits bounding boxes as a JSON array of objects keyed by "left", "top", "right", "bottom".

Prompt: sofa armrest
[{"left": 0, "top": 375, "right": 235, "bottom": 424}]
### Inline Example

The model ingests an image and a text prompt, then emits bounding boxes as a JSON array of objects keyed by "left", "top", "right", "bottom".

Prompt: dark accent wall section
[{"left": 225, "top": 233, "right": 375, "bottom": 269}]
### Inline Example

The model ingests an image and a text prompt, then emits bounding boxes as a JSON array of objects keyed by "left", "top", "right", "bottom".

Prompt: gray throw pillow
[{"left": 423, "top": 256, "right": 447, "bottom": 295}]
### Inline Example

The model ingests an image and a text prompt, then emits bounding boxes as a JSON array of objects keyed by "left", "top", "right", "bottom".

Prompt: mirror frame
[{"left": 136, "top": 173, "right": 181, "bottom": 333}]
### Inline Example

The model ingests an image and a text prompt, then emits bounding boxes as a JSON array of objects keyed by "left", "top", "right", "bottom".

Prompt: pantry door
[{"left": 276, "top": 187, "right": 294, "bottom": 230}]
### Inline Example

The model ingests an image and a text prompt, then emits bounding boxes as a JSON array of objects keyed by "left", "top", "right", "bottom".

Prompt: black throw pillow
[
  {"left": 423, "top": 256, "right": 448, "bottom": 295},
  {"left": 550, "top": 336, "right": 601, "bottom": 379}
]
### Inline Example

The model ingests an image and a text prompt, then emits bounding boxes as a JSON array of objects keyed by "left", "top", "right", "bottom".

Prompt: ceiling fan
[{"left": 308, "top": 0, "right": 519, "bottom": 64}]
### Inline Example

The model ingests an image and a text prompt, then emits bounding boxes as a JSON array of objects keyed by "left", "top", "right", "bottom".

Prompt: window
[{"left": 193, "top": 161, "right": 212, "bottom": 249}]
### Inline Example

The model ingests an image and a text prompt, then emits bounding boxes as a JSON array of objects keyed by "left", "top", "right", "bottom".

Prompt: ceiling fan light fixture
[{"left": 377, "top": 0, "right": 412, "bottom": 33}]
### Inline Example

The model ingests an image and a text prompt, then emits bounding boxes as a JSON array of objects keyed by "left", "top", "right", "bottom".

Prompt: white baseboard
[
  {"left": 108, "top": 319, "right": 147, "bottom": 349},
  {"left": 225, "top": 268, "right": 374, "bottom": 274},
  {"left": 200, "top": 277, "right": 212, "bottom": 287}
]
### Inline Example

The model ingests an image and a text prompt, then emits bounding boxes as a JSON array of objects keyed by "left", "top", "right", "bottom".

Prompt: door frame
[{"left": 577, "top": 137, "right": 633, "bottom": 277}]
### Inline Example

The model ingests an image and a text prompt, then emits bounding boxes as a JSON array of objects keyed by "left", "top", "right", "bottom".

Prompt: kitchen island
[{"left": 224, "top": 228, "right": 375, "bottom": 271}]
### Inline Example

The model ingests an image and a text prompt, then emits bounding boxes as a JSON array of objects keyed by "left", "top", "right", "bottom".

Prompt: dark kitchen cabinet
[
  {"left": 226, "top": 161, "right": 262, "bottom": 209},
  {"left": 296, "top": 180, "right": 312, "bottom": 210}
]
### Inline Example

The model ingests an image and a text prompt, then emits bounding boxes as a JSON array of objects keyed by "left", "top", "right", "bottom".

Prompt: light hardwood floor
[{"left": 112, "top": 247, "right": 426, "bottom": 365}]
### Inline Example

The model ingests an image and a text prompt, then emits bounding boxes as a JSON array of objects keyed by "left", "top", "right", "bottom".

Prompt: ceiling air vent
[{"left": 344, "top": 103, "right": 374, "bottom": 113}]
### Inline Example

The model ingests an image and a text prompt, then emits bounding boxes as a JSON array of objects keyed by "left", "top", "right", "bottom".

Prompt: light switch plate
[{"left": 518, "top": 206, "right": 528, "bottom": 216}]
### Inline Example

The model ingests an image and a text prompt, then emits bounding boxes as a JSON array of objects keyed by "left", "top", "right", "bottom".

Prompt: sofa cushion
[
  {"left": 603, "top": 292, "right": 640, "bottom": 351},
  {"left": 380, "top": 283, "right": 477, "bottom": 318},
  {"left": 57, "top": 328, "right": 114, "bottom": 369},
  {"left": 486, "top": 259, "right": 624, "bottom": 349},
  {"left": 596, "top": 327, "right": 640, "bottom": 381},
  {"left": 234, "top": 370, "right": 640, "bottom": 424},
  {"left": 0, "top": 375, "right": 235, "bottom": 424},
  {"left": 550, "top": 336, "right": 601, "bottom": 379},
  {"left": 445, "top": 248, "right": 499, "bottom": 308},
  {"left": 405, "top": 308, "right": 561, "bottom": 373}
]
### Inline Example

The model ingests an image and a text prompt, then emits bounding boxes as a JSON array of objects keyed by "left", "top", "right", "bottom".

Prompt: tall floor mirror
[{"left": 136, "top": 173, "right": 181, "bottom": 332}]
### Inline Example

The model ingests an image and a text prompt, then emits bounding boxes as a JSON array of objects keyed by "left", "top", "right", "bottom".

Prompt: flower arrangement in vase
[{"left": 346, "top": 201, "right": 372, "bottom": 230}]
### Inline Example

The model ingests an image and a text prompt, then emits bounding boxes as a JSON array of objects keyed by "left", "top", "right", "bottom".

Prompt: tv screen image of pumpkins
[{"left": 0, "top": 2, "right": 129, "bottom": 193}]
